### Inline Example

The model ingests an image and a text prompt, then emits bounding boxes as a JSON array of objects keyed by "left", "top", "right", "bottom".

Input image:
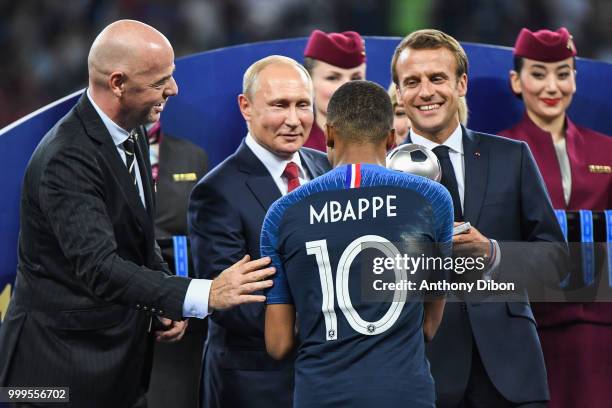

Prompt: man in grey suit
[
  {"left": 0, "top": 20, "right": 274, "bottom": 408},
  {"left": 189, "top": 55, "right": 331, "bottom": 408},
  {"left": 391, "top": 29, "right": 567, "bottom": 407}
]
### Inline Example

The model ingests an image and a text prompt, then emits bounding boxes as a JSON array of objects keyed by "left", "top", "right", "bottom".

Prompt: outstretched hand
[{"left": 209, "top": 255, "right": 275, "bottom": 311}]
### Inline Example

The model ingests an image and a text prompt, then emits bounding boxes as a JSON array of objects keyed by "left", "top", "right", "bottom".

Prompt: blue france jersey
[{"left": 261, "top": 163, "right": 453, "bottom": 408}]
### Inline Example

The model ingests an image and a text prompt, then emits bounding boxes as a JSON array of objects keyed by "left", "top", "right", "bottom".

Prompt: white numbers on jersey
[{"left": 306, "top": 235, "right": 408, "bottom": 341}]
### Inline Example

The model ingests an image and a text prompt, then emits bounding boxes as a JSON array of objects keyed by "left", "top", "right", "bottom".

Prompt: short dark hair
[
  {"left": 327, "top": 80, "right": 393, "bottom": 144},
  {"left": 391, "top": 29, "right": 468, "bottom": 86}
]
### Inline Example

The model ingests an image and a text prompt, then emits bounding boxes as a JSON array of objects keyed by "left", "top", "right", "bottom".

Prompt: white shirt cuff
[
  {"left": 182, "top": 279, "right": 212, "bottom": 318},
  {"left": 483, "top": 239, "right": 501, "bottom": 280}
]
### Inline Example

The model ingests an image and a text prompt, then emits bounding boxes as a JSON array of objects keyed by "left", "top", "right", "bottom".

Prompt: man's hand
[
  {"left": 452, "top": 222, "right": 491, "bottom": 259},
  {"left": 209, "top": 255, "right": 275, "bottom": 311},
  {"left": 155, "top": 318, "right": 188, "bottom": 343}
]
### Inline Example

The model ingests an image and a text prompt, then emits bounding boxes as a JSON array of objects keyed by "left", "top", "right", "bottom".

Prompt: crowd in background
[{"left": 1, "top": 0, "right": 612, "bottom": 128}]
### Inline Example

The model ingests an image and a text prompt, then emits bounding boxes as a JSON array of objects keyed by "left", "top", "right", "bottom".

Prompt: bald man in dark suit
[{"left": 0, "top": 20, "right": 274, "bottom": 408}]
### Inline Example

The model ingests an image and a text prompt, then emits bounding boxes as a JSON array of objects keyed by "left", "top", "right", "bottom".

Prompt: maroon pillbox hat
[
  {"left": 513, "top": 27, "right": 577, "bottom": 62},
  {"left": 304, "top": 30, "right": 366, "bottom": 69}
]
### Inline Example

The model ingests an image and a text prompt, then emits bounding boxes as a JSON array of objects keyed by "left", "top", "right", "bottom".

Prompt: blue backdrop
[{"left": 1, "top": 36, "right": 611, "bottom": 319}]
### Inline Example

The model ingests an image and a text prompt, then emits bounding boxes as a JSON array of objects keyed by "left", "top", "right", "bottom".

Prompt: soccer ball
[{"left": 386, "top": 143, "right": 442, "bottom": 182}]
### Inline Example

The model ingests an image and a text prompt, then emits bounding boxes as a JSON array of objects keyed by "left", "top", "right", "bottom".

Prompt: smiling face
[
  {"left": 395, "top": 47, "right": 466, "bottom": 143},
  {"left": 120, "top": 43, "right": 178, "bottom": 128},
  {"left": 311, "top": 60, "right": 366, "bottom": 118},
  {"left": 239, "top": 63, "right": 314, "bottom": 159},
  {"left": 510, "top": 57, "right": 576, "bottom": 123}
]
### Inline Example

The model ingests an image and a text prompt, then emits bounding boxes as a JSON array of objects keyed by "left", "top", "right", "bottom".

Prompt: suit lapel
[
  {"left": 462, "top": 127, "right": 488, "bottom": 225},
  {"left": 75, "top": 95, "right": 154, "bottom": 235},
  {"left": 236, "top": 141, "right": 282, "bottom": 211}
]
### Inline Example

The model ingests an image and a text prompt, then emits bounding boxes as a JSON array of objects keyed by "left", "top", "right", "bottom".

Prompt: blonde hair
[
  {"left": 458, "top": 96, "right": 469, "bottom": 126},
  {"left": 242, "top": 55, "right": 312, "bottom": 99},
  {"left": 387, "top": 83, "right": 400, "bottom": 107}
]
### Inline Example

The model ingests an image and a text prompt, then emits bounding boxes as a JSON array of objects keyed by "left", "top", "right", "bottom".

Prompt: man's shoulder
[
  {"left": 299, "top": 146, "right": 328, "bottom": 162},
  {"left": 466, "top": 127, "right": 527, "bottom": 153},
  {"left": 363, "top": 165, "right": 453, "bottom": 209},
  {"left": 265, "top": 166, "right": 342, "bottom": 220},
  {"left": 193, "top": 144, "right": 248, "bottom": 190},
  {"left": 31, "top": 107, "right": 89, "bottom": 162},
  {"left": 299, "top": 146, "right": 331, "bottom": 177}
]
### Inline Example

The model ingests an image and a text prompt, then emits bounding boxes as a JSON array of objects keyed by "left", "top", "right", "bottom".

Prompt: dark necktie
[
  {"left": 282, "top": 162, "right": 301, "bottom": 193},
  {"left": 433, "top": 145, "right": 463, "bottom": 221},
  {"left": 123, "top": 130, "right": 138, "bottom": 185}
]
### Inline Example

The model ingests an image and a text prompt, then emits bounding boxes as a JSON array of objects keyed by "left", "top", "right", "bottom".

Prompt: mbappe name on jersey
[{"left": 309, "top": 195, "right": 397, "bottom": 224}]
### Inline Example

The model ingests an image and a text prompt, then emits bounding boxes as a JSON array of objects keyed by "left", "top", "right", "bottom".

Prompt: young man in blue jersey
[{"left": 261, "top": 80, "right": 454, "bottom": 407}]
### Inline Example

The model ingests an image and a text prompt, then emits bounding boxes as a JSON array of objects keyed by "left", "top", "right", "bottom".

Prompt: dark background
[{"left": 1, "top": 0, "right": 612, "bottom": 129}]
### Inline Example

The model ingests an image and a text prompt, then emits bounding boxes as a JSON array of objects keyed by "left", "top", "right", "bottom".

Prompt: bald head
[
  {"left": 88, "top": 20, "right": 173, "bottom": 87},
  {"left": 87, "top": 20, "right": 178, "bottom": 130}
]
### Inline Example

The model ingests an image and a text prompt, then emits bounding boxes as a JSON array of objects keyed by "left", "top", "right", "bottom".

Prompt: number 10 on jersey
[{"left": 306, "top": 235, "right": 408, "bottom": 341}]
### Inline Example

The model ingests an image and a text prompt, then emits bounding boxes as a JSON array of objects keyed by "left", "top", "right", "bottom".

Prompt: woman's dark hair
[
  {"left": 513, "top": 56, "right": 576, "bottom": 72},
  {"left": 303, "top": 57, "right": 318, "bottom": 74}
]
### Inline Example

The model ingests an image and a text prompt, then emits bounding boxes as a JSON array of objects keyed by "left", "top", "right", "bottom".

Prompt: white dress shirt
[
  {"left": 245, "top": 133, "right": 310, "bottom": 193},
  {"left": 87, "top": 90, "right": 147, "bottom": 207},
  {"left": 411, "top": 125, "right": 465, "bottom": 212},
  {"left": 410, "top": 125, "right": 500, "bottom": 275},
  {"left": 87, "top": 89, "right": 211, "bottom": 318}
]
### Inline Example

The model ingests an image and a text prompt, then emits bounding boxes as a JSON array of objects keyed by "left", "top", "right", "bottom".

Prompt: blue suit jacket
[
  {"left": 188, "top": 140, "right": 330, "bottom": 408},
  {"left": 422, "top": 127, "right": 567, "bottom": 406}
]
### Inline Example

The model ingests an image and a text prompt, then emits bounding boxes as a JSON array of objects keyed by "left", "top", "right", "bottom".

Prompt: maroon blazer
[
  {"left": 501, "top": 113, "right": 612, "bottom": 408},
  {"left": 500, "top": 113, "right": 612, "bottom": 326},
  {"left": 303, "top": 122, "right": 326, "bottom": 152},
  {"left": 500, "top": 113, "right": 612, "bottom": 211}
]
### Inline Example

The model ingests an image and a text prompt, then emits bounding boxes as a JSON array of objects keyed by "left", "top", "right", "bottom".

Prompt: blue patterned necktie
[{"left": 433, "top": 145, "right": 463, "bottom": 221}]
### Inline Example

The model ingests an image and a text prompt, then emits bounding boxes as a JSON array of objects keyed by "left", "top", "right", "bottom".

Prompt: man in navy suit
[
  {"left": 391, "top": 29, "right": 567, "bottom": 407},
  {"left": 188, "top": 55, "right": 331, "bottom": 408}
]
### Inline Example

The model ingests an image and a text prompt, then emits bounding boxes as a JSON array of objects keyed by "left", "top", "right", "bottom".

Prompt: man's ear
[
  {"left": 386, "top": 129, "right": 396, "bottom": 150},
  {"left": 509, "top": 70, "right": 522, "bottom": 95},
  {"left": 109, "top": 71, "right": 126, "bottom": 97},
  {"left": 238, "top": 94, "right": 251, "bottom": 122},
  {"left": 325, "top": 124, "right": 335, "bottom": 149}
]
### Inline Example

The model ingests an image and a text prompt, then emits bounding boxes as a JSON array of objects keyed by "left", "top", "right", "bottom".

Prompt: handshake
[{"left": 208, "top": 255, "right": 275, "bottom": 311}]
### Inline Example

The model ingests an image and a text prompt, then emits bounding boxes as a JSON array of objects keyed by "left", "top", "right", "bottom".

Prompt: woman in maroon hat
[
  {"left": 500, "top": 27, "right": 611, "bottom": 210},
  {"left": 302, "top": 30, "right": 366, "bottom": 151},
  {"left": 500, "top": 27, "right": 612, "bottom": 408}
]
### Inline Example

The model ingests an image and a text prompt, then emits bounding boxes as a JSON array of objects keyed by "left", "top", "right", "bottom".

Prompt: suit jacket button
[
  {"left": 136, "top": 304, "right": 141, "bottom": 310},
  {"left": 460, "top": 303, "right": 467, "bottom": 312},
  {"left": 143, "top": 306, "right": 149, "bottom": 311},
  {"left": 150, "top": 308, "right": 157, "bottom": 314}
]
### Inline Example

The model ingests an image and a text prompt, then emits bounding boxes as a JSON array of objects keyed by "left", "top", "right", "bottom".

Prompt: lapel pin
[{"left": 474, "top": 152, "right": 481, "bottom": 158}]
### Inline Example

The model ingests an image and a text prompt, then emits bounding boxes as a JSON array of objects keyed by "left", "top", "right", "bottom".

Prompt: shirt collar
[
  {"left": 410, "top": 124, "right": 464, "bottom": 155},
  {"left": 86, "top": 88, "right": 131, "bottom": 146},
  {"left": 245, "top": 133, "right": 306, "bottom": 179}
]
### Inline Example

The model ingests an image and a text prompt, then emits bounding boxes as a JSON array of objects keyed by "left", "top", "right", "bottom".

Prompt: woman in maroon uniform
[
  {"left": 500, "top": 27, "right": 612, "bottom": 408},
  {"left": 302, "top": 30, "right": 366, "bottom": 151}
]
